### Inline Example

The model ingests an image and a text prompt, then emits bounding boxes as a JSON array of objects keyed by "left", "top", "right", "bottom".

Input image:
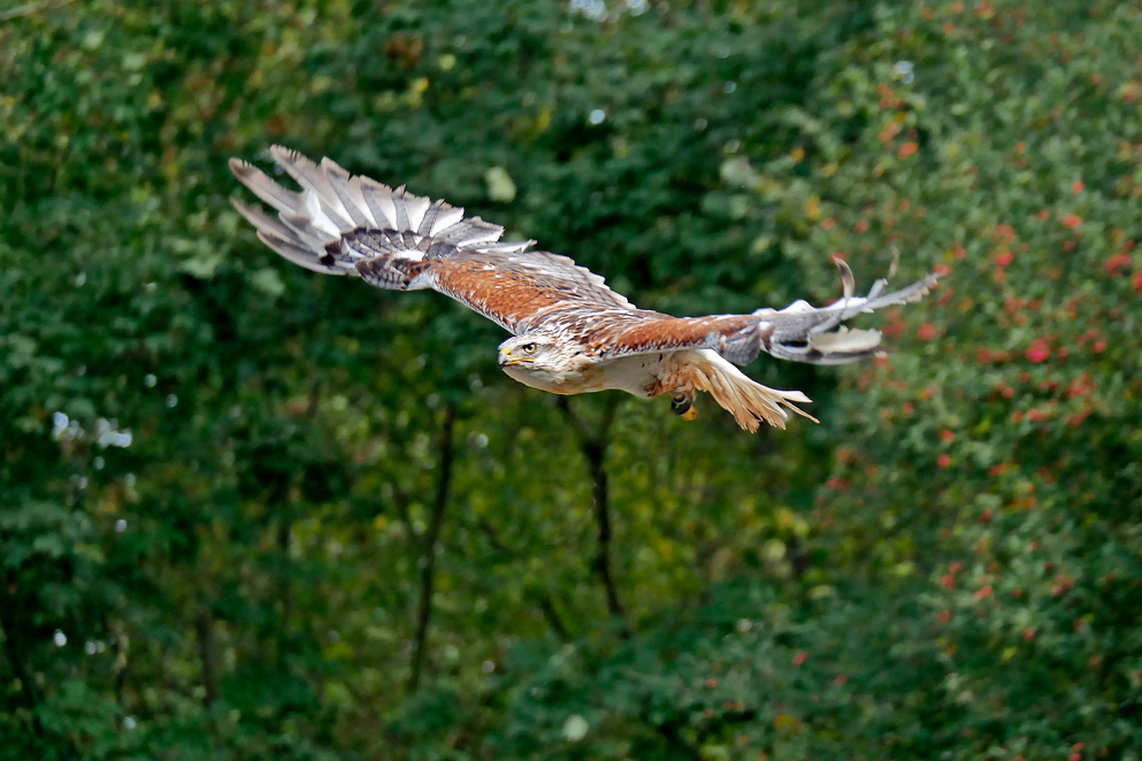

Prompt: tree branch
[
  {"left": 408, "top": 404, "right": 456, "bottom": 691},
  {"left": 0, "top": 589, "right": 46, "bottom": 737},
  {"left": 194, "top": 611, "right": 219, "bottom": 708},
  {"left": 537, "top": 595, "right": 571, "bottom": 641},
  {"left": 387, "top": 480, "right": 415, "bottom": 541},
  {"left": 476, "top": 518, "right": 572, "bottom": 641},
  {"left": 558, "top": 397, "right": 628, "bottom": 633}
]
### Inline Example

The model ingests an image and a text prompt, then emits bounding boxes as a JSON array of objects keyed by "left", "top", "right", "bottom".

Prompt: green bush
[{"left": 2, "top": 1, "right": 1139, "bottom": 759}]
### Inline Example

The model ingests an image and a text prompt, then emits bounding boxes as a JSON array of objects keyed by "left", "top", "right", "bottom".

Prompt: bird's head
[{"left": 497, "top": 333, "right": 572, "bottom": 388}]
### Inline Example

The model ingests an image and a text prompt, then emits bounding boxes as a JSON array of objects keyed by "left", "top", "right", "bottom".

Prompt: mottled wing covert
[{"left": 583, "top": 312, "right": 765, "bottom": 366}]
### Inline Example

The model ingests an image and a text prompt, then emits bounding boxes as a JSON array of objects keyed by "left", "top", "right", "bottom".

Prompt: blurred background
[{"left": 2, "top": 1, "right": 1141, "bottom": 758}]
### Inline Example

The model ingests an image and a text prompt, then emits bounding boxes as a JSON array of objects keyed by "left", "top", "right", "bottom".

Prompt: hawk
[{"left": 230, "top": 147, "right": 939, "bottom": 432}]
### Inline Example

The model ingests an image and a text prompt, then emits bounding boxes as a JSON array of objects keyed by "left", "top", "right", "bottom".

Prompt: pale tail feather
[{"left": 693, "top": 350, "right": 817, "bottom": 432}]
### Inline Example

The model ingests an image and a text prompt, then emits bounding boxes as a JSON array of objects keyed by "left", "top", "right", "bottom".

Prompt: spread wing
[
  {"left": 229, "top": 146, "right": 634, "bottom": 334},
  {"left": 582, "top": 259, "right": 941, "bottom": 366}
]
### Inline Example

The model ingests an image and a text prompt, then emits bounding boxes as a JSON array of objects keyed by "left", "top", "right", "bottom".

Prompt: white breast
[
  {"left": 502, "top": 353, "right": 672, "bottom": 397},
  {"left": 593, "top": 353, "right": 671, "bottom": 397}
]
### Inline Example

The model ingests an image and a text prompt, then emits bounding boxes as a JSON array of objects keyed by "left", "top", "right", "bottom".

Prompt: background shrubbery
[{"left": 3, "top": 1, "right": 1140, "bottom": 759}]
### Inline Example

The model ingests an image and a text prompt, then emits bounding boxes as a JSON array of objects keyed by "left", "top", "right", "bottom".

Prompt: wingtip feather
[{"left": 229, "top": 157, "right": 254, "bottom": 177}]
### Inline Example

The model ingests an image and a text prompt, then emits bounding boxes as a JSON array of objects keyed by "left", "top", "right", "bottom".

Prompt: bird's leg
[{"left": 670, "top": 392, "right": 699, "bottom": 421}]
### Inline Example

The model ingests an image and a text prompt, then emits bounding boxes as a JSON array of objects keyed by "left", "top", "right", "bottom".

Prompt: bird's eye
[{"left": 521, "top": 343, "right": 537, "bottom": 354}]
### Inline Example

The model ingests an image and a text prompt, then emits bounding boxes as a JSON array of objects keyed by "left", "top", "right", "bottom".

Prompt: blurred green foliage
[{"left": 2, "top": 0, "right": 1141, "bottom": 759}]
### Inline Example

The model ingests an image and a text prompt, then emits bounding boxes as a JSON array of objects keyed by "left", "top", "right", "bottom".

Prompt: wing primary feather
[
  {"left": 278, "top": 211, "right": 336, "bottom": 251},
  {"left": 833, "top": 257, "right": 856, "bottom": 300},
  {"left": 430, "top": 205, "right": 465, "bottom": 235},
  {"left": 756, "top": 267, "right": 942, "bottom": 364},
  {"left": 435, "top": 217, "right": 503, "bottom": 246},
  {"left": 360, "top": 182, "right": 397, "bottom": 229},
  {"left": 228, "top": 158, "right": 305, "bottom": 214},
  {"left": 269, "top": 145, "right": 356, "bottom": 232},
  {"left": 417, "top": 200, "right": 454, "bottom": 236},
  {"left": 232, "top": 197, "right": 337, "bottom": 255},
  {"left": 319, "top": 158, "right": 374, "bottom": 228},
  {"left": 404, "top": 194, "right": 431, "bottom": 232},
  {"left": 256, "top": 230, "right": 349, "bottom": 274},
  {"left": 344, "top": 176, "right": 379, "bottom": 226},
  {"left": 230, "top": 198, "right": 308, "bottom": 248},
  {"left": 390, "top": 186, "right": 412, "bottom": 230},
  {"left": 269, "top": 146, "right": 343, "bottom": 210}
]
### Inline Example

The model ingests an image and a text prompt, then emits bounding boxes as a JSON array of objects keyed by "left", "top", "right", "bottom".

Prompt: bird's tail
[{"left": 692, "top": 350, "right": 816, "bottom": 432}]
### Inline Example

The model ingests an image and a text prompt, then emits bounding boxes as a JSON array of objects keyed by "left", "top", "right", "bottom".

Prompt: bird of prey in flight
[{"left": 230, "top": 147, "right": 939, "bottom": 432}]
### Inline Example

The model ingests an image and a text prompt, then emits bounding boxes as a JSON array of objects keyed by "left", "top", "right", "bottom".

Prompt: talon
[{"left": 671, "top": 395, "right": 699, "bottom": 421}]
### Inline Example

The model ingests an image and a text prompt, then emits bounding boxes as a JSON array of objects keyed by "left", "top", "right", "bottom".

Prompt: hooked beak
[{"left": 499, "top": 348, "right": 532, "bottom": 368}]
